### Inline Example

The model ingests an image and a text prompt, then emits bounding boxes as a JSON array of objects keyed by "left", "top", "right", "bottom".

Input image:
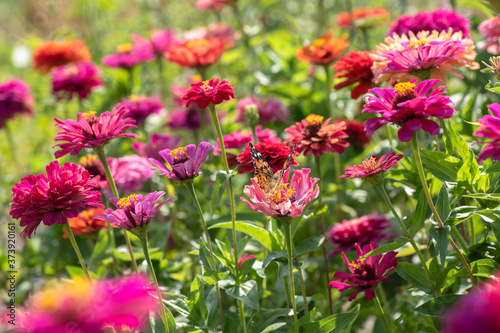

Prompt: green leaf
[
  {"left": 420, "top": 149, "right": 461, "bottom": 182},
  {"left": 295, "top": 236, "right": 324, "bottom": 256},
  {"left": 445, "top": 124, "right": 469, "bottom": 159},
  {"left": 409, "top": 190, "right": 429, "bottom": 236},
  {"left": 262, "top": 251, "right": 287, "bottom": 270},
  {"left": 203, "top": 268, "right": 229, "bottom": 285},
  {"left": 464, "top": 193, "right": 500, "bottom": 200},
  {"left": 226, "top": 280, "right": 260, "bottom": 310},
  {"left": 436, "top": 185, "right": 451, "bottom": 222},
  {"left": 210, "top": 221, "right": 282, "bottom": 251},
  {"left": 455, "top": 259, "right": 498, "bottom": 278},
  {"left": 210, "top": 170, "right": 233, "bottom": 218},
  {"left": 429, "top": 225, "right": 451, "bottom": 269},
  {"left": 89, "top": 228, "right": 110, "bottom": 267},
  {"left": 445, "top": 206, "right": 477, "bottom": 226},
  {"left": 299, "top": 304, "right": 360, "bottom": 333},
  {"left": 413, "top": 295, "right": 461, "bottom": 317},
  {"left": 314, "top": 203, "right": 329, "bottom": 216},
  {"left": 187, "top": 275, "right": 207, "bottom": 324},
  {"left": 65, "top": 266, "right": 98, "bottom": 280},
  {"left": 362, "top": 237, "right": 408, "bottom": 257},
  {"left": 395, "top": 263, "right": 433, "bottom": 293},
  {"left": 482, "top": 161, "right": 500, "bottom": 175},
  {"left": 457, "top": 0, "right": 494, "bottom": 18}
]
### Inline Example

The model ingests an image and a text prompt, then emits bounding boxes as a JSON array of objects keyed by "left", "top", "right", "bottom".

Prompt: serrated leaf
[
  {"left": 210, "top": 221, "right": 282, "bottom": 251},
  {"left": 299, "top": 304, "right": 360, "bottom": 333},
  {"left": 395, "top": 263, "right": 433, "bottom": 293},
  {"left": 226, "top": 280, "right": 260, "bottom": 310},
  {"left": 413, "top": 295, "right": 461, "bottom": 317}
]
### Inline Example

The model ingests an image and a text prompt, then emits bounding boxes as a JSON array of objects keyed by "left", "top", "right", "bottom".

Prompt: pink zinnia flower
[
  {"left": 362, "top": 80, "right": 455, "bottom": 142},
  {"left": 121, "top": 94, "right": 164, "bottom": 126},
  {"left": 17, "top": 275, "right": 157, "bottom": 333},
  {"left": 166, "top": 108, "right": 203, "bottom": 130},
  {"left": 329, "top": 242, "right": 397, "bottom": 301},
  {"left": 329, "top": 214, "right": 394, "bottom": 256},
  {"left": 235, "top": 96, "right": 290, "bottom": 124},
  {"left": 0, "top": 79, "right": 34, "bottom": 129},
  {"left": 9, "top": 161, "right": 103, "bottom": 238},
  {"left": 241, "top": 168, "right": 319, "bottom": 218},
  {"left": 340, "top": 152, "right": 403, "bottom": 185},
  {"left": 149, "top": 142, "right": 214, "bottom": 182},
  {"left": 238, "top": 253, "right": 257, "bottom": 269},
  {"left": 133, "top": 29, "right": 178, "bottom": 57},
  {"left": 184, "top": 78, "right": 235, "bottom": 109},
  {"left": 479, "top": 16, "right": 500, "bottom": 54},
  {"left": 106, "top": 155, "right": 154, "bottom": 195},
  {"left": 53, "top": 104, "right": 138, "bottom": 158},
  {"left": 184, "top": 23, "right": 239, "bottom": 44},
  {"left": 131, "top": 133, "right": 183, "bottom": 160},
  {"left": 195, "top": 0, "right": 235, "bottom": 11},
  {"left": 102, "top": 41, "right": 154, "bottom": 69},
  {"left": 474, "top": 103, "right": 500, "bottom": 162},
  {"left": 236, "top": 141, "right": 299, "bottom": 174},
  {"left": 51, "top": 62, "right": 103, "bottom": 101}
]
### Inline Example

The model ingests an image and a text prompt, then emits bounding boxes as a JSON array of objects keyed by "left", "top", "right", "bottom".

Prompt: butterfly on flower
[{"left": 248, "top": 142, "right": 297, "bottom": 196}]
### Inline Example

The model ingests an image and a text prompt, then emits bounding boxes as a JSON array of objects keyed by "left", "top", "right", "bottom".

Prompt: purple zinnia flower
[
  {"left": 363, "top": 80, "right": 455, "bottom": 142},
  {"left": 0, "top": 79, "right": 34, "bottom": 129},
  {"left": 51, "top": 62, "right": 103, "bottom": 101},
  {"left": 474, "top": 103, "right": 500, "bottom": 162},
  {"left": 121, "top": 95, "right": 164, "bottom": 126},
  {"left": 102, "top": 41, "right": 154, "bottom": 69},
  {"left": 131, "top": 133, "right": 183, "bottom": 160},
  {"left": 340, "top": 152, "right": 403, "bottom": 185},
  {"left": 149, "top": 142, "right": 214, "bottom": 182},
  {"left": 235, "top": 96, "right": 290, "bottom": 124}
]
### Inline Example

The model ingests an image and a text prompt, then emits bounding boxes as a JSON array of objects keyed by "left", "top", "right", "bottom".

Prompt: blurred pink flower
[
  {"left": 131, "top": 133, "right": 183, "bottom": 160},
  {"left": 166, "top": 108, "right": 203, "bottom": 130},
  {"left": 121, "top": 94, "right": 164, "bottom": 126},
  {"left": 51, "top": 62, "right": 102, "bottom": 101},
  {"left": 133, "top": 29, "right": 178, "bottom": 57},
  {"left": 0, "top": 79, "right": 34, "bottom": 129},
  {"left": 184, "top": 23, "right": 239, "bottom": 43},
  {"left": 235, "top": 96, "right": 290, "bottom": 124},
  {"left": 474, "top": 103, "right": 500, "bottom": 162},
  {"left": 106, "top": 155, "right": 154, "bottom": 195},
  {"left": 340, "top": 152, "right": 403, "bottom": 185},
  {"left": 78, "top": 154, "right": 108, "bottom": 189},
  {"left": 479, "top": 16, "right": 500, "bottom": 54},
  {"left": 102, "top": 41, "right": 154, "bottom": 69},
  {"left": 238, "top": 253, "right": 257, "bottom": 269},
  {"left": 195, "top": 0, "right": 235, "bottom": 11}
]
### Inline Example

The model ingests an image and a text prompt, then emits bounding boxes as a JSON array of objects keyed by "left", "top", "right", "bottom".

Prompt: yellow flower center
[
  {"left": 33, "top": 279, "right": 92, "bottom": 311},
  {"left": 191, "top": 74, "right": 203, "bottom": 83},
  {"left": 129, "top": 94, "right": 145, "bottom": 103},
  {"left": 350, "top": 258, "right": 366, "bottom": 271},
  {"left": 305, "top": 114, "right": 324, "bottom": 124},
  {"left": 117, "top": 43, "right": 132, "bottom": 53},
  {"left": 266, "top": 183, "right": 295, "bottom": 204},
  {"left": 362, "top": 156, "right": 379, "bottom": 172},
  {"left": 169, "top": 147, "right": 190, "bottom": 164},
  {"left": 117, "top": 194, "right": 139, "bottom": 208},
  {"left": 407, "top": 40, "right": 427, "bottom": 49},
  {"left": 394, "top": 82, "right": 416, "bottom": 94},
  {"left": 312, "top": 37, "right": 327, "bottom": 47},
  {"left": 81, "top": 111, "right": 97, "bottom": 120},
  {"left": 63, "top": 64, "right": 78, "bottom": 77},
  {"left": 186, "top": 39, "right": 210, "bottom": 48},
  {"left": 79, "top": 154, "right": 98, "bottom": 166},
  {"left": 199, "top": 80, "right": 212, "bottom": 91}
]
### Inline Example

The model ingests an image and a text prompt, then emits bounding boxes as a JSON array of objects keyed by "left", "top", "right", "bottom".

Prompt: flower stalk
[
  {"left": 373, "top": 292, "right": 392, "bottom": 333},
  {"left": 323, "top": 64, "right": 334, "bottom": 118},
  {"left": 283, "top": 220, "right": 299, "bottom": 333},
  {"left": 63, "top": 223, "right": 92, "bottom": 282}
]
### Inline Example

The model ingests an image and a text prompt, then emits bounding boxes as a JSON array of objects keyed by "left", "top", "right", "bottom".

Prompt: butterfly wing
[
  {"left": 268, "top": 144, "right": 297, "bottom": 194},
  {"left": 249, "top": 143, "right": 274, "bottom": 192}
]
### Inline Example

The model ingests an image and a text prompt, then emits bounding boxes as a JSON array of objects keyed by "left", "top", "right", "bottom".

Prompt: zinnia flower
[
  {"left": 235, "top": 96, "right": 290, "bottom": 123},
  {"left": 329, "top": 242, "right": 397, "bottom": 301},
  {"left": 332, "top": 51, "right": 375, "bottom": 99},
  {"left": 241, "top": 168, "right": 319, "bottom": 218},
  {"left": 329, "top": 214, "right": 394, "bottom": 256},
  {"left": 236, "top": 141, "right": 299, "bottom": 174},
  {"left": 474, "top": 103, "right": 500, "bottom": 162},
  {"left": 134, "top": 29, "right": 178, "bottom": 57},
  {"left": 121, "top": 94, "right": 164, "bottom": 126},
  {"left": 51, "top": 62, "right": 103, "bottom": 101},
  {"left": 78, "top": 154, "right": 107, "bottom": 189},
  {"left": 53, "top": 104, "right": 138, "bottom": 158},
  {"left": 131, "top": 133, "right": 183, "bottom": 160},
  {"left": 336, "top": 7, "right": 390, "bottom": 30},
  {"left": 387, "top": 9, "right": 471, "bottom": 38},
  {"left": 479, "top": 16, "right": 500, "bottom": 54},
  {"left": 63, "top": 207, "right": 107, "bottom": 238},
  {"left": 184, "top": 23, "right": 239, "bottom": 44},
  {"left": 166, "top": 108, "right": 203, "bottom": 130},
  {"left": 184, "top": 77, "right": 235, "bottom": 109},
  {"left": 285, "top": 114, "right": 349, "bottom": 157},
  {"left": 0, "top": 79, "right": 34, "bottom": 129},
  {"left": 149, "top": 142, "right": 214, "bottom": 182},
  {"left": 33, "top": 40, "right": 91, "bottom": 74},
  {"left": 335, "top": 119, "right": 370, "bottom": 149},
  {"left": 166, "top": 38, "right": 231, "bottom": 70},
  {"left": 238, "top": 253, "right": 257, "bottom": 269},
  {"left": 10, "top": 161, "right": 103, "bottom": 238},
  {"left": 98, "top": 192, "right": 169, "bottom": 233},
  {"left": 296, "top": 32, "right": 350, "bottom": 65},
  {"left": 362, "top": 80, "right": 455, "bottom": 142},
  {"left": 102, "top": 42, "right": 154, "bottom": 69},
  {"left": 17, "top": 275, "right": 157, "bottom": 333},
  {"left": 195, "top": 0, "right": 236, "bottom": 11},
  {"left": 340, "top": 152, "right": 403, "bottom": 185},
  {"left": 106, "top": 155, "right": 154, "bottom": 195}
]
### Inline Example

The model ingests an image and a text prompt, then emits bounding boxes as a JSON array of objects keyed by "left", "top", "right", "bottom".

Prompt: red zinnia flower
[
  {"left": 51, "top": 62, "right": 103, "bottom": 101},
  {"left": 9, "top": 161, "right": 103, "bottom": 238},
  {"left": 336, "top": 7, "right": 390, "bottom": 30},
  {"left": 332, "top": 51, "right": 374, "bottom": 99},
  {"left": 53, "top": 104, "right": 138, "bottom": 158},
  {"left": 340, "top": 151, "right": 403, "bottom": 185},
  {"left": 63, "top": 207, "right": 107, "bottom": 238},
  {"left": 0, "top": 79, "right": 34, "bottom": 129},
  {"left": 295, "top": 32, "right": 350, "bottom": 65},
  {"left": 335, "top": 119, "right": 370, "bottom": 149},
  {"left": 236, "top": 141, "right": 299, "bottom": 174},
  {"left": 183, "top": 77, "right": 235, "bottom": 109},
  {"left": 329, "top": 242, "right": 397, "bottom": 301},
  {"left": 285, "top": 114, "right": 349, "bottom": 157},
  {"left": 33, "top": 40, "right": 91, "bottom": 74},
  {"left": 166, "top": 38, "right": 231, "bottom": 70}
]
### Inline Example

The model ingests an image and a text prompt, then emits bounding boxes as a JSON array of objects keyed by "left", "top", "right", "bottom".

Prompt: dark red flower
[
  {"left": 33, "top": 40, "right": 91, "bottom": 74},
  {"left": 51, "top": 62, "right": 103, "bottom": 101},
  {"left": 183, "top": 78, "right": 235, "bottom": 109},
  {"left": 0, "top": 79, "right": 34, "bottom": 129},
  {"left": 334, "top": 119, "right": 370, "bottom": 149},
  {"left": 332, "top": 51, "right": 374, "bottom": 99},
  {"left": 121, "top": 94, "right": 164, "bottom": 126},
  {"left": 236, "top": 141, "right": 298, "bottom": 174}
]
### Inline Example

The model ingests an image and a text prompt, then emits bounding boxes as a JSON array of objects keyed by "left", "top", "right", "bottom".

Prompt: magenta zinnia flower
[
  {"left": 51, "top": 62, "right": 103, "bottom": 101},
  {"left": 241, "top": 168, "right": 319, "bottom": 218},
  {"left": 479, "top": 16, "right": 500, "bottom": 54},
  {"left": 149, "top": 142, "right": 214, "bottom": 182},
  {"left": 106, "top": 155, "right": 154, "bottom": 195},
  {"left": 9, "top": 161, "right": 103, "bottom": 238},
  {"left": 102, "top": 41, "right": 154, "bottom": 69},
  {"left": 121, "top": 94, "right": 164, "bottom": 126},
  {"left": 235, "top": 96, "right": 290, "bottom": 124},
  {"left": 329, "top": 214, "right": 395, "bottom": 256},
  {"left": 0, "top": 79, "right": 34, "bottom": 129},
  {"left": 340, "top": 152, "right": 403, "bottom": 185},
  {"left": 166, "top": 108, "right": 203, "bottom": 130},
  {"left": 474, "top": 103, "right": 500, "bottom": 162},
  {"left": 133, "top": 29, "right": 178, "bottom": 57},
  {"left": 184, "top": 78, "right": 235, "bottom": 109},
  {"left": 53, "top": 104, "right": 138, "bottom": 158},
  {"left": 131, "top": 133, "right": 182, "bottom": 160},
  {"left": 329, "top": 242, "right": 397, "bottom": 301},
  {"left": 363, "top": 80, "right": 455, "bottom": 142}
]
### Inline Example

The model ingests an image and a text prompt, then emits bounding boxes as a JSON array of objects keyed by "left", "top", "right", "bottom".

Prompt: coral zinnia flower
[
  {"left": 51, "top": 62, "right": 103, "bottom": 101},
  {"left": 53, "top": 104, "right": 138, "bottom": 158},
  {"left": 241, "top": 168, "right": 319, "bottom": 218},
  {"left": 131, "top": 133, "right": 182, "bottom": 160},
  {"left": 0, "top": 79, "right": 34, "bottom": 129},
  {"left": 121, "top": 94, "right": 164, "bottom": 126},
  {"left": 329, "top": 242, "right": 397, "bottom": 301},
  {"left": 184, "top": 23, "right": 239, "bottom": 44},
  {"left": 336, "top": 7, "right": 390, "bottom": 30},
  {"left": 195, "top": 0, "right": 236, "bottom": 11},
  {"left": 149, "top": 142, "right": 214, "bottom": 182},
  {"left": 285, "top": 114, "right": 349, "bottom": 157},
  {"left": 102, "top": 41, "right": 154, "bottom": 69},
  {"left": 236, "top": 141, "right": 299, "bottom": 174},
  {"left": 106, "top": 155, "right": 154, "bottom": 195},
  {"left": 296, "top": 32, "right": 350, "bottom": 65},
  {"left": 333, "top": 51, "right": 374, "bottom": 99},
  {"left": 63, "top": 207, "right": 107, "bottom": 238},
  {"left": 329, "top": 214, "right": 394, "bottom": 256},
  {"left": 335, "top": 119, "right": 370, "bottom": 150},
  {"left": 184, "top": 77, "right": 235, "bottom": 108},
  {"left": 340, "top": 152, "right": 403, "bottom": 185},
  {"left": 235, "top": 96, "right": 290, "bottom": 123},
  {"left": 474, "top": 103, "right": 500, "bottom": 162},
  {"left": 362, "top": 80, "right": 455, "bottom": 142},
  {"left": 166, "top": 38, "right": 231, "bottom": 70},
  {"left": 479, "top": 16, "right": 500, "bottom": 55},
  {"left": 10, "top": 161, "right": 103, "bottom": 238},
  {"left": 17, "top": 275, "right": 157, "bottom": 332},
  {"left": 33, "top": 40, "right": 91, "bottom": 74}
]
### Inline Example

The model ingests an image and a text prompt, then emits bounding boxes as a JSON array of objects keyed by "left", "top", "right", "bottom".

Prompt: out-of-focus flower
[
  {"left": 235, "top": 96, "right": 290, "bottom": 123},
  {"left": 121, "top": 94, "right": 164, "bottom": 126},
  {"left": 483, "top": 56, "right": 500, "bottom": 80},
  {"left": 131, "top": 133, "right": 183, "bottom": 160},
  {"left": 236, "top": 141, "right": 299, "bottom": 174},
  {"left": 238, "top": 253, "right": 257, "bottom": 269},
  {"left": 340, "top": 152, "right": 403, "bottom": 185},
  {"left": 102, "top": 41, "right": 154, "bottom": 69},
  {"left": 329, "top": 214, "right": 394, "bottom": 256},
  {"left": 0, "top": 79, "right": 34, "bottom": 129},
  {"left": 33, "top": 40, "right": 91, "bottom": 74},
  {"left": 63, "top": 207, "right": 107, "bottom": 238},
  {"left": 296, "top": 32, "right": 350, "bottom": 65},
  {"left": 335, "top": 119, "right": 370, "bottom": 149},
  {"left": 166, "top": 38, "right": 231, "bottom": 70},
  {"left": 134, "top": 29, "right": 178, "bottom": 57},
  {"left": 362, "top": 80, "right": 455, "bottom": 142},
  {"left": 184, "top": 23, "right": 240, "bottom": 43},
  {"left": 329, "top": 242, "right": 397, "bottom": 301},
  {"left": 387, "top": 9, "right": 471, "bottom": 38},
  {"left": 166, "top": 108, "right": 203, "bottom": 130},
  {"left": 332, "top": 51, "right": 374, "bottom": 99},
  {"left": 241, "top": 168, "right": 319, "bottom": 218},
  {"left": 285, "top": 114, "right": 349, "bottom": 157},
  {"left": 184, "top": 77, "right": 235, "bottom": 108},
  {"left": 51, "top": 62, "right": 103, "bottom": 101},
  {"left": 10, "top": 161, "right": 103, "bottom": 238},
  {"left": 150, "top": 142, "right": 214, "bottom": 182},
  {"left": 53, "top": 104, "right": 138, "bottom": 158},
  {"left": 17, "top": 275, "right": 157, "bottom": 333},
  {"left": 474, "top": 103, "right": 500, "bottom": 163},
  {"left": 78, "top": 154, "right": 107, "bottom": 189},
  {"left": 479, "top": 16, "right": 500, "bottom": 54},
  {"left": 336, "top": 7, "right": 390, "bottom": 30},
  {"left": 106, "top": 155, "right": 154, "bottom": 195},
  {"left": 195, "top": 0, "right": 236, "bottom": 11}
]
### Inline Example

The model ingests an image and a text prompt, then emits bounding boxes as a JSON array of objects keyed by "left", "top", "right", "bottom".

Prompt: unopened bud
[
  {"left": 244, "top": 104, "right": 260, "bottom": 127},
  {"left": 483, "top": 56, "right": 500, "bottom": 81}
]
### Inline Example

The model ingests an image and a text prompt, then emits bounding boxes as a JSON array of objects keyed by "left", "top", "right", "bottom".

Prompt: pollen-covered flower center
[
  {"left": 117, "top": 43, "right": 132, "bottom": 53},
  {"left": 186, "top": 39, "right": 210, "bottom": 48},
  {"left": 305, "top": 114, "right": 324, "bottom": 136},
  {"left": 117, "top": 194, "right": 139, "bottom": 209},
  {"left": 392, "top": 82, "right": 418, "bottom": 109},
  {"left": 407, "top": 40, "right": 427, "bottom": 49},
  {"left": 350, "top": 258, "right": 378, "bottom": 282},
  {"left": 79, "top": 154, "right": 98, "bottom": 167},
  {"left": 361, "top": 157, "right": 380, "bottom": 172},
  {"left": 267, "top": 183, "right": 295, "bottom": 204},
  {"left": 169, "top": 147, "right": 190, "bottom": 164},
  {"left": 312, "top": 37, "right": 327, "bottom": 48},
  {"left": 81, "top": 111, "right": 98, "bottom": 124}
]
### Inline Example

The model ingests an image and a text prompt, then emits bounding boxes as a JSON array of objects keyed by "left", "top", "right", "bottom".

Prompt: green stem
[
  {"left": 251, "top": 125, "right": 258, "bottom": 144},
  {"left": 322, "top": 65, "right": 334, "bottom": 118},
  {"left": 184, "top": 181, "right": 225, "bottom": 330},
  {"left": 292, "top": 244, "right": 308, "bottom": 314},
  {"left": 284, "top": 222, "right": 299, "bottom": 333},
  {"left": 451, "top": 226, "right": 468, "bottom": 250},
  {"left": 4, "top": 122, "right": 20, "bottom": 172},
  {"left": 373, "top": 291, "right": 392, "bottom": 333},
  {"left": 384, "top": 126, "right": 397, "bottom": 152},
  {"left": 360, "top": 28, "right": 371, "bottom": 51},
  {"left": 283, "top": 275, "right": 291, "bottom": 308},
  {"left": 410, "top": 134, "right": 477, "bottom": 289},
  {"left": 64, "top": 223, "right": 92, "bottom": 282},
  {"left": 440, "top": 119, "right": 453, "bottom": 153},
  {"left": 333, "top": 153, "right": 344, "bottom": 221}
]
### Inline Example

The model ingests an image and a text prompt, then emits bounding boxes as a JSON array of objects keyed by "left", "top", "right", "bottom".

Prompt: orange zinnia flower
[
  {"left": 336, "top": 7, "right": 390, "bottom": 30},
  {"left": 166, "top": 37, "right": 231, "bottom": 70},
  {"left": 295, "top": 32, "right": 350, "bottom": 65},
  {"left": 63, "top": 207, "right": 108, "bottom": 238},
  {"left": 33, "top": 40, "right": 91, "bottom": 74}
]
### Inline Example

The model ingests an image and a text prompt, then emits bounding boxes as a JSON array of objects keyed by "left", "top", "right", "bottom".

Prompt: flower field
[{"left": 2, "top": 1, "right": 500, "bottom": 332}]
